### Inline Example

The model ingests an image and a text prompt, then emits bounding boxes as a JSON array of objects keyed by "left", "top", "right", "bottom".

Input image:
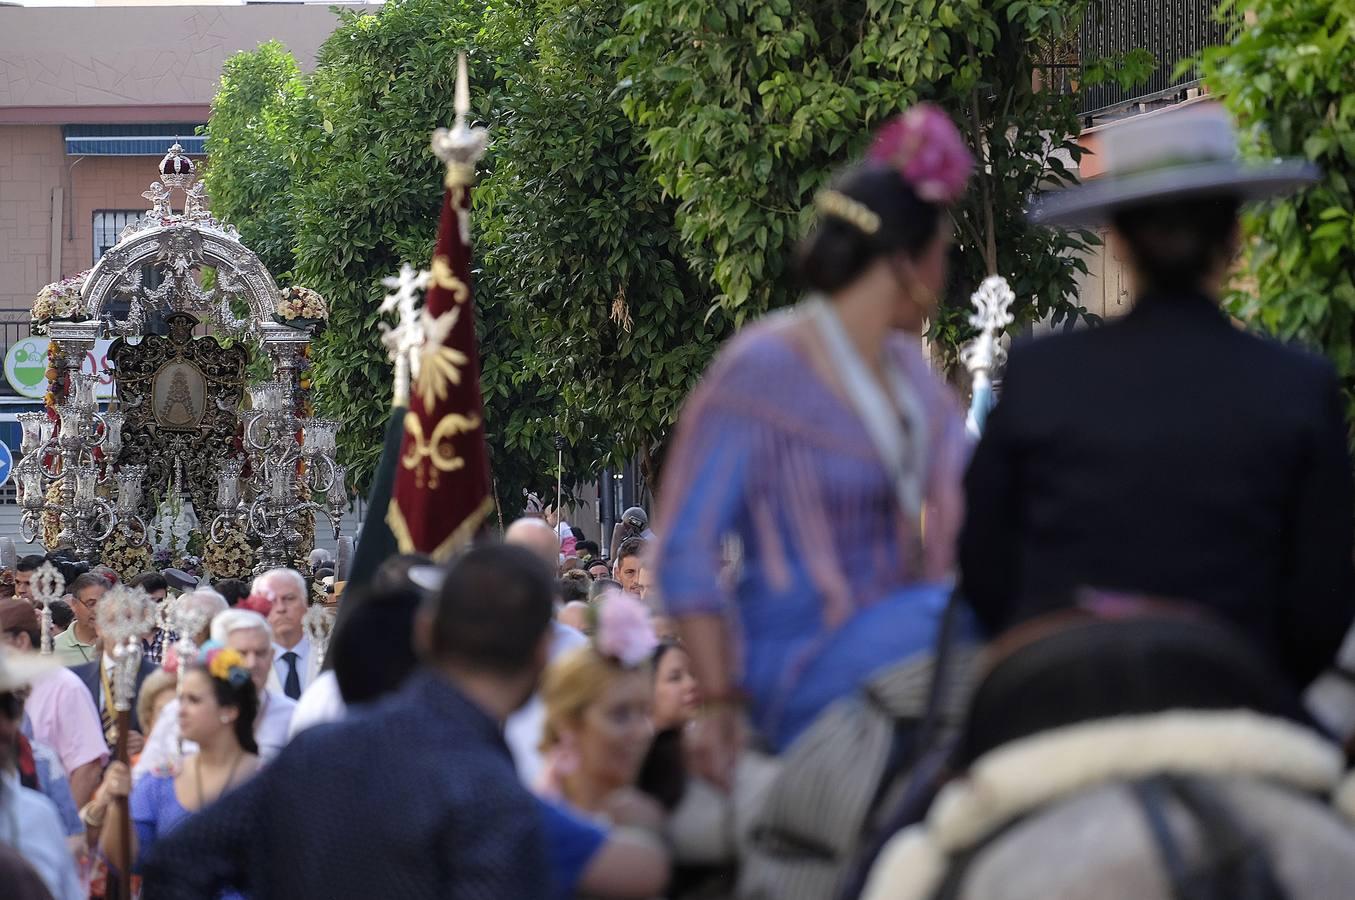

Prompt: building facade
[{"left": 1063, "top": 0, "right": 1236, "bottom": 322}]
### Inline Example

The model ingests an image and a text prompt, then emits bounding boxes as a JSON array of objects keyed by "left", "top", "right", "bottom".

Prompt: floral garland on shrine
[
  {"left": 41, "top": 482, "right": 68, "bottom": 549},
  {"left": 31, "top": 271, "right": 92, "bottom": 333},
  {"left": 276, "top": 286, "right": 328, "bottom": 328},
  {"left": 290, "top": 480, "right": 316, "bottom": 571},
  {"left": 205, "top": 523, "right": 255, "bottom": 581},
  {"left": 100, "top": 527, "right": 153, "bottom": 582}
]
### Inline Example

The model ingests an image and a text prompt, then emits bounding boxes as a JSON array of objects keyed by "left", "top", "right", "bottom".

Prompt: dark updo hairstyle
[
  {"left": 213, "top": 578, "right": 251, "bottom": 607},
  {"left": 651, "top": 639, "right": 682, "bottom": 673},
  {"left": 797, "top": 162, "right": 944, "bottom": 295},
  {"left": 188, "top": 661, "right": 259, "bottom": 755},
  {"left": 637, "top": 642, "right": 691, "bottom": 810},
  {"left": 559, "top": 571, "right": 591, "bottom": 605},
  {"left": 1111, "top": 195, "right": 1241, "bottom": 292}
]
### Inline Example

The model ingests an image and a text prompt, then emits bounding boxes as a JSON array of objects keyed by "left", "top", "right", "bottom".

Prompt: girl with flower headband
[
  {"left": 537, "top": 591, "right": 671, "bottom": 821},
  {"left": 89, "top": 642, "right": 259, "bottom": 891},
  {"left": 654, "top": 105, "right": 975, "bottom": 782}
]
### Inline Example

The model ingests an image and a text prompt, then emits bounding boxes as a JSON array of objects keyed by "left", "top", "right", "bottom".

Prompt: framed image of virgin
[{"left": 152, "top": 360, "right": 208, "bottom": 430}]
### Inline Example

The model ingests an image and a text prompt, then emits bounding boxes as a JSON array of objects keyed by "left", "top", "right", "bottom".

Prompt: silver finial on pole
[
  {"left": 430, "top": 51, "right": 489, "bottom": 191},
  {"left": 960, "top": 275, "right": 1016, "bottom": 437},
  {"left": 454, "top": 52, "right": 470, "bottom": 133}
]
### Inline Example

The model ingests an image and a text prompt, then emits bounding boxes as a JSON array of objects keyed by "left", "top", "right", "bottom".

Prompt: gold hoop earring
[{"left": 888, "top": 257, "right": 935, "bottom": 326}]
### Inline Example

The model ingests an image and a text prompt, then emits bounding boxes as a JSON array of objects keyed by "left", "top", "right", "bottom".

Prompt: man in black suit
[
  {"left": 71, "top": 651, "right": 158, "bottom": 753},
  {"left": 961, "top": 103, "right": 1355, "bottom": 687}
]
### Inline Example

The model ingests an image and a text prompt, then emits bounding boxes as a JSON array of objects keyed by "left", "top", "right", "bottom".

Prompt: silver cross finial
[{"left": 379, "top": 264, "right": 431, "bottom": 406}]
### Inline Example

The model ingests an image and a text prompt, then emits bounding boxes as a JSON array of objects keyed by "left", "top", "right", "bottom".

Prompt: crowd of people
[
  {"left": 5, "top": 99, "right": 1355, "bottom": 899},
  {"left": 0, "top": 515, "right": 696, "bottom": 900}
]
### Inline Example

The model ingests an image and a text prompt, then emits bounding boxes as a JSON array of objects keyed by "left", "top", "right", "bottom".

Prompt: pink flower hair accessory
[
  {"left": 867, "top": 104, "right": 974, "bottom": 205},
  {"left": 238, "top": 589, "right": 275, "bottom": 617},
  {"left": 592, "top": 590, "right": 658, "bottom": 668}
]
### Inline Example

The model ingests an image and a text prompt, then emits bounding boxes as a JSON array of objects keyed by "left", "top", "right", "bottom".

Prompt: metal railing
[{"left": 1079, "top": 0, "right": 1239, "bottom": 118}]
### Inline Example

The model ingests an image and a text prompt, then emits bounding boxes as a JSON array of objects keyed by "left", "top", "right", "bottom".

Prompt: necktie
[{"left": 282, "top": 651, "right": 302, "bottom": 700}]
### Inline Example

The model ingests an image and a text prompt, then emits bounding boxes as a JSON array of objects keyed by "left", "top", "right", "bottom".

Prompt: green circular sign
[{"left": 4, "top": 338, "right": 50, "bottom": 398}]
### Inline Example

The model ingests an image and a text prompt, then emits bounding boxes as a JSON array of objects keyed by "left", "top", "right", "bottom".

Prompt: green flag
[{"left": 343, "top": 404, "right": 406, "bottom": 592}]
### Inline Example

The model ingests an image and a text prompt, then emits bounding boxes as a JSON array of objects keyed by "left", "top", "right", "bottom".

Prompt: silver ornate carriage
[{"left": 19, "top": 145, "right": 347, "bottom": 576}]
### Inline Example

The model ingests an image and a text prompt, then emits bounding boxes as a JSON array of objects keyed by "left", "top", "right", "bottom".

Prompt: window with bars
[
  {"left": 1080, "top": 0, "right": 1241, "bottom": 118},
  {"left": 91, "top": 210, "right": 166, "bottom": 331},
  {"left": 93, "top": 210, "right": 142, "bottom": 264}
]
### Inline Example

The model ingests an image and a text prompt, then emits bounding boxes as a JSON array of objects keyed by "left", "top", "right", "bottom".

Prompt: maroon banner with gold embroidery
[{"left": 385, "top": 126, "right": 493, "bottom": 561}]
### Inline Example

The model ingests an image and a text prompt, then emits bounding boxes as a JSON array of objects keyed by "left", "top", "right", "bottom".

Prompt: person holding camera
[{"left": 610, "top": 508, "right": 656, "bottom": 557}]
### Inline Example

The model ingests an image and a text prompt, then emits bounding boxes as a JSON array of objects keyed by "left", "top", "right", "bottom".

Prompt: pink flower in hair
[
  {"left": 238, "top": 590, "right": 274, "bottom": 617},
  {"left": 162, "top": 644, "right": 182, "bottom": 675},
  {"left": 594, "top": 590, "right": 658, "bottom": 668},
  {"left": 868, "top": 104, "right": 974, "bottom": 205}
]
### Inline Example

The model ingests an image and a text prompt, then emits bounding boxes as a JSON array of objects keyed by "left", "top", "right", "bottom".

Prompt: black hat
[{"left": 161, "top": 568, "right": 200, "bottom": 592}]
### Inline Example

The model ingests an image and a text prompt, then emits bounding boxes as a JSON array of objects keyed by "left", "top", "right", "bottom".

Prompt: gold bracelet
[
  {"left": 79, "top": 800, "right": 107, "bottom": 829},
  {"left": 701, "top": 697, "right": 745, "bottom": 715}
]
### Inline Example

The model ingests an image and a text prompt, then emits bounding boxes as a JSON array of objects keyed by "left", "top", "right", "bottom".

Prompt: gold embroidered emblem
[
  {"left": 430, "top": 255, "right": 470, "bottom": 304},
  {"left": 401, "top": 411, "right": 482, "bottom": 488}
]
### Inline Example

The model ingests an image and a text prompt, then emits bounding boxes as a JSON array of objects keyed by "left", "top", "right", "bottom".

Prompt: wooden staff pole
[{"left": 113, "top": 707, "right": 133, "bottom": 900}]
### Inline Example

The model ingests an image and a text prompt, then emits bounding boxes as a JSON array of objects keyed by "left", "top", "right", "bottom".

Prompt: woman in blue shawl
[{"left": 654, "top": 105, "right": 975, "bottom": 785}]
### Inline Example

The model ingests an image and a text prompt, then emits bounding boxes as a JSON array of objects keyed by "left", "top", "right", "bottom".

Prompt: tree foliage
[
  {"left": 205, "top": 2, "right": 512, "bottom": 500},
  {"left": 476, "top": 0, "right": 726, "bottom": 489},
  {"left": 205, "top": 0, "right": 1102, "bottom": 503},
  {"left": 203, "top": 41, "right": 308, "bottom": 280},
  {"left": 203, "top": 0, "right": 724, "bottom": 506},
  {"left": 607, "top": 0, "right": 1097, "bottom": 361},
  {"left": 1201, "top": 0, "right": 1355, "bottom": 423}
]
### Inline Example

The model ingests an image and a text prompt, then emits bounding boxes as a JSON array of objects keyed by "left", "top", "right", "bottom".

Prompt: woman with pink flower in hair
[
  {"left": 655, "top": 105, "right": 975, "bottom": 781},
  {"left": 537, "top": 590, "right": 670, "bottom": 822}
]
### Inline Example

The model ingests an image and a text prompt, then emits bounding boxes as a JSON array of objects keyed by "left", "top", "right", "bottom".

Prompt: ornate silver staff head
[
  {"left": 30, "top": 562, "right": 66, "bottom": 656},
  {"left": 302, "top": 602, "right": 335, "bottom": 672},
  {"left": 960, "top": 275, "right": 1017, "bottom": 437},
  {"left": 95, "top": 583, "right": 156, "bottom": 713}
]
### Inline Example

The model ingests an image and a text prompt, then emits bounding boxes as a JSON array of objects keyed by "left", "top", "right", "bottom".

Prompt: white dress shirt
[
  {"left": 133, "top": 687, "right": 297, "bottom": 782},
  {"left": 506, "top": 621, "right": 589, "bottom": 785},
  {"left": 269, "top": 635, "right": 316, "bottom": 698},
  {"left": 0, "top": 773, "right": 82, "bottom": 900},
  {"left": 287, "top": 669, "right": 347, "bottom": 740}
]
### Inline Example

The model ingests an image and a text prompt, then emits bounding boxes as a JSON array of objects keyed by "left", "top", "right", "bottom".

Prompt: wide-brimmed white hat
[
  {"left": 0, "top": 647, "right": 59, "bottom": 694},
  {"left": 1030, "top": 102, "right": 1319, "bottom": 227}
]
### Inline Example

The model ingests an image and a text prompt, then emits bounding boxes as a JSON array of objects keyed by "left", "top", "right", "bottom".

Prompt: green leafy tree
[
  {"left": 203, "top": 0, "right": 723, "bottom": 508},
  {"left": 607, "top": 0, "right": 1097, "bottom": 363},
  {"left": 203, "top": 1, "right": 525, "bottom": 500},
  {"left": 477, "top": 0, "right": 726, "bottom": 489},
  {"left": 203, "top": 41, "right": 309, "bottom": 280},
  {"left": 1201, "top": 0, "right": 1355, "bottom": 424}
]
